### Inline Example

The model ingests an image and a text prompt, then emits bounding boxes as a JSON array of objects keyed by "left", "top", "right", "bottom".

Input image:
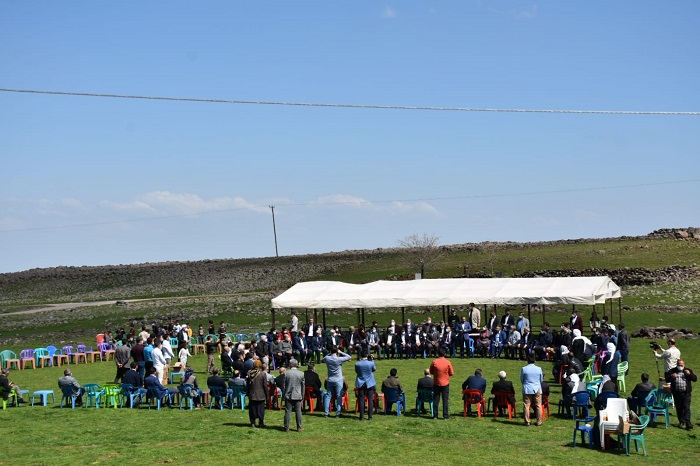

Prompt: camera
[{"left": 649, "top": 341, "right": 661, "bottom": 350}]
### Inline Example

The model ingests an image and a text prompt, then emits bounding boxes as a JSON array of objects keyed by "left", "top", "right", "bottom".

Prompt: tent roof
[{"left": 271, "top": 276, "right": 621, "bottom": 309}]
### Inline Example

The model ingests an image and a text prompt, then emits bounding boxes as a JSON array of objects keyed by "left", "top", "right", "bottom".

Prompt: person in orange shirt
[{"left": 429, "top": 348, "right": 455, "bottom": 419}]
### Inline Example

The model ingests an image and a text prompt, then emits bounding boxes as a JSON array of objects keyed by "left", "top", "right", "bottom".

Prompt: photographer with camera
[{"left": 653, "top": 338, "right": 681, "bottom": 378}]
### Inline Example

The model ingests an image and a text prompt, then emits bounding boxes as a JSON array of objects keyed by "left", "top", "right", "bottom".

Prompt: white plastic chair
[{"left": 599, "top": 398, "right": 628, "bottom": 448}]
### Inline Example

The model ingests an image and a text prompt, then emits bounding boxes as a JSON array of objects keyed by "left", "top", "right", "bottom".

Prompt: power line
[
  {"left": 1, "top": 179, "right": 698, "bottom": 234},
  {"left": 2, "top": 87, "right": 699, "bottom": 115}
]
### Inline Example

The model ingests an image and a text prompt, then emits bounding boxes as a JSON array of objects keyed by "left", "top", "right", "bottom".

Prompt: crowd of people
[{"left": 2, "top": 307, "right": 695, "bottom": 442}]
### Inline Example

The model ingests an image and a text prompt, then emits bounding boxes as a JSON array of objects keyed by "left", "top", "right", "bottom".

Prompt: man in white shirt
[
  {"left": 654, "top": 338, "right": 681, "bottom": 376},
  {"left": 152, "top": 340, "right": 167, "bottom": 384}
]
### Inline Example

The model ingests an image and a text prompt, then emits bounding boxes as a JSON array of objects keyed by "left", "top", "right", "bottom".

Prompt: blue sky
[{"left": 1, "top": 1, "right": 698, "bottom": 273}]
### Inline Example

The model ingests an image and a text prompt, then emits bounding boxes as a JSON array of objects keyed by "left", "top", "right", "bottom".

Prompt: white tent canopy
[{"left": 271, "top": 277, "right": 622, "bottom": 309}]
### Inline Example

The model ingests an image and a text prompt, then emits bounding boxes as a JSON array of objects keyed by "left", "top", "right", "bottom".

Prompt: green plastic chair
[
  {"left": 415, "top": 388, "right": 434, "bottom": 417},
  {"left": 0, "top": 350, "right": 20, "bottom": 370},
  {"left": 102, "top": 383, "right": 121, "bottom": 409},
  {"left": 617, "top": 361, "right": 629, "bottom": 392},
  {"left": 618, "top": 414, "right": 650, "bottom": 456},
  {"left": 645, "top": 389, "right": 672, "bottom": 428}
]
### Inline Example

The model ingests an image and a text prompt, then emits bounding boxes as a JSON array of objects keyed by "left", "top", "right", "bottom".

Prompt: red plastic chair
[
  {"left": 492, "top": 391, "right": 517, "bottom": 419},
  {"left": 462, "top": 389, "right": 485, "bottom": 417}
]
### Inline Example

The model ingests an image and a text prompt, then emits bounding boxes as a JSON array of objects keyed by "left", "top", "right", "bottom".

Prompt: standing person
[
  {"left": 114, "top": 340, "right": 131, "bottom": 383},
  {"left": 204, "top": 335, "right": 217, "bottom": 373},
  {"left": 246, "top": 360, "right": 269, "bottom": 428},
  {"left": 429, "top": 348, "right": 455, "bottom": 420},
  {"left": 178, "top": 345, "right": 193, "bottom": 369},
  {"left": 152, "top": 339, "right": 167, "bottom": 385},
  {"left": 290, "top": 312, "right": 299, "bottom": 336},
  {"left": 654, "top": 338, "right": 681, "bottom": 377},
  {"left": 570, "top": 309, "right": 584, "bottom": 333},
  {"left": 130, "top": 337, "right": 146, "bottom": 381},
  {"left": 520, "top": 354, "right": 544, "bottom": 427},
  {"left": 666, "top": 359, "right": 697, "bottom": 430},
  {"left": 161, "top": 336, "right": 175, "bottom": 366},
  {"left": 469, "top": 303, "right": 481, "bottom": 331},
  {"left": 322, "top": 346, "right": 352, "bottom": 418},
  {"left": 616, "top": 323, "right": 630, "bottom": 372},
  {"left": 354, "top": 350, "right": 377, "bottom": 421},
  {"left": 283, "top": 359, "right": 306, "bottom": 432}
]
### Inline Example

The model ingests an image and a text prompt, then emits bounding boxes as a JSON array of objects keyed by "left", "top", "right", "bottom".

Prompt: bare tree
[{"left": 397, "top": 233, "right": 442, "bottom": 279}]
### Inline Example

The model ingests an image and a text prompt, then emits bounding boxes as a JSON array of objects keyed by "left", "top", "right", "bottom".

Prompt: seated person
[
  {"left": 381, "top": 368, "right": 404, "bottom": 413},
  {"left": 304, "top": 363, "right": 324, "bottom": 408},
  {"left": 228, "top": 369, "right": 247, "bottom": 391},
  {"left": 58, "top": 368, "right": 86, "bottom": 406},
  {"left": 0, "top": 368, "right": 25, "bottom": 405},
  {"left": 490, "top": 326, "right": 506, "bottom": 359},
  {"left": 179, "top": 367, "right": 202, "bottom": 407},
  {"left": 627, "top": 372, "right": 656, "bottom": 413},
  {"left": 491, "top": 370, "right": 516, "bottom": 415},
  {"left": 562, "top": 372, "right": 587, "bottom": 418},
  {"left": 145, "top": 367, "right": 177, "bottom": 406},
  {"left": 207, "top": 368, "right": 228, "bottom": 389},
  {"left": 462, "top": 368, "right": 487, "bottom": 415}
]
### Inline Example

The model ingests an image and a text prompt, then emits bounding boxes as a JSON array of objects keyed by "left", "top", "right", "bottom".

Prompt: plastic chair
[
  {"left": 462, "top": 389, "right": 485, "bottom": 417},
  {"left": 60, "top": 385, "right": 79, "bottom": 409},
  {"left": 599, "top": 398, "right": 629, "bottom": 449},
  {"left": 120, "top": 384, "right": 145, "bottom": 409},
  {"left": 492, "top": 391, "right": 516, "bottom": 419},
  {"left": 415, "top": 388, "right": 434, "bottom": 417},
  {"left": 47, "top": 346, "right": 69, "bottom": 366},
  {"left": 541, "top": 393, "right": 550, "bottom": 420},
  {"left": 169, "top": 337, "right": 179, "bottom": 349},
  {"left": 618, "top": 414, "right": 650, "bottom": 456},
  {"left": 0, "top": 350, "right": 21, "bottom": 370},
  {"left": 229, "top": 385, "right": 246, "bottom": 410},
  {"left": 645, "top": 388, "right": 672, "bottom": 429},
  {"left": 102, "top": 384, "right": 121, "bottom": 409},
  {"left": 146, "top": 386, "right": 173, "bottom": 410},
  {"left": 573, "top": 415, "right": 596, "bottom": 448},
  {"left": 353, "top": 387, "right": 380, "bottom": 414},
  {"left": 98, "top": 343, "right": 115, "bottom": 361},
  {"left": 617, "top": 361, "right": 628, "bottom": 392},
  {"left": 304, "top": 386, "right": 317, "bottom": 413},
  {"left": 178, "top": 384, "right": 196, "bottom": 410},
  {"left": 572, "top": 391, "right": 591, "bottom": 420},
  {"left": 208, "top": 386, "right": 229, "bottom": 410},
  {"left": 381, "top": 388, "right": 405, "bottom": 416},
  {"left": 83, "top": 384, "right": 105, "bottom": 408},
  {"left": 557, "top": 364, "right": 569, "bottom": 385},
  {"left": 169, "top": 372, "right": 186, "bottom": 385},
  {"left": 329, "top": 391, "right": 350, "bottom": 412},
  {"left": 19, "top": 349, "right": 36, "bottom": 369},
  {"left": 34, "top": 348, "right": 53, "bottom": 368}
]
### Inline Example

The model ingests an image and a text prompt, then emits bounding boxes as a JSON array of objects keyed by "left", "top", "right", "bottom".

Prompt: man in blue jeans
[{"left": 323, "top": 346, "right": 352, "bottom": 417}]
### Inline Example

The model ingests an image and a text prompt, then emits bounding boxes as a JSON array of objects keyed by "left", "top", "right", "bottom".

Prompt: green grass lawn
[{"left": 3, "top": 336, "right": 699, "bottom": 465}]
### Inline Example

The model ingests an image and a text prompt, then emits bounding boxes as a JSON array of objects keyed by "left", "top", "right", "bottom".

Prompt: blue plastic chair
[
  {"left": 145, "top": 386, "right": 173, "bottom": 410},
  {"left": 229, "top": 385, "right": 246, "bottom": 410},
  {"left": 572, "top": 391, "right": 591, "bottom": 420},
  {"left": 208, "top": 386, "right": 229, "bottom": 410},
  {"left": 83, "top": 384, "right": 105, "bottom": 408},
  {"left": 415, "top": 388, "right": 434, "bottom": 417},
  {"left": 573, "top": 415, "right": 596, "bottom": 448},
  {"left": 60, "top": 385, "right": 79, "bottom": 409},
  {"left": 178, "top": 384, "right": 196, "bottom": 410},
  {"left": 382, "top": 388, "right": 405, "bottom": 416},
  {"left": 120, "top": 384, "right": 145, "bottom": 409},
  {"left": 645, "top": 389, "right": 672, "bottom": 429}
]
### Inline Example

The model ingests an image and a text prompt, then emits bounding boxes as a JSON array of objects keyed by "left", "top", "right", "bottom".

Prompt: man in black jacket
[{"left": 666, "top": 359, "right": 697, "bottom": 430}]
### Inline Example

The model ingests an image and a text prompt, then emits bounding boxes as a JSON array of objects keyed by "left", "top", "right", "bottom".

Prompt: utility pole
[{"left": 269, "top": 205, "right": 279, "bottom": 257}]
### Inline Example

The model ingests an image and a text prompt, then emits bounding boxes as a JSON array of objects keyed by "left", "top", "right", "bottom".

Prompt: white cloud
[
  {"left": 382, "top": 6, "right": 397, "bottom": 18},
  {"left": 310, "top": 194, "right": 372, "bottom": 207},
  {"left": 100, "top": 191, "right": 270, "bottom": 215}
]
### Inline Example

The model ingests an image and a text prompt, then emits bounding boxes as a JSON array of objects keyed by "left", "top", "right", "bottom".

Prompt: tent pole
[
  {"left": 442, "top": 305, "right": 446, "bottom": 323},
  {"left": 305, "top": 308, "right": 309, "bottom": 325},
  {"left": 401, "top": 307, "right": 405, "bottom": 326},
  {"left": 542, "top": 305, "right": 546, "bottom": 327},
  {"left": 356, "top": 309, "right": 361, "bottom": 327},
  {"left": 271, "top": 308, "right": 276, "bottom": 328},
  {"left": 618, "top": 298, "right": 622, "bottom": 323},
  {"left": 526, "top": 304, "right": 531, "bottom": 327},
  {"left": 362, "top": 308, "right": 366, "bottom": 327},
  {"left": 322, "top": 309, "right": 327, "bottom": 330},
  {"left": 314, "top": 308, "right": 318, "bottom": 326}
]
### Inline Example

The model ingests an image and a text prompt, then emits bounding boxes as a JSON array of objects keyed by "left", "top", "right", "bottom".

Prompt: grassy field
[
  {"left": 2, "top": 336, "right": 699, "bottom": 465},
  {"left": 1, "top": 236, "right": 699, "bottom": 464}
]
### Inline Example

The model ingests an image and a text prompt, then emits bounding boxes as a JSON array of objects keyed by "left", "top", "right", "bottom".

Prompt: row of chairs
[{"left": 0, "top": 345, "right": 112, "bottom": 371}]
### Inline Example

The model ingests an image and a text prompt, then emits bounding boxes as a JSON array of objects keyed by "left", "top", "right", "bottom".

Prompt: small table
[
  {"left": 169, "top": 372, "right": 186, "bottom": 384},
  {"left": 32, "top": 390, "right": 56, "bottom": 406}
]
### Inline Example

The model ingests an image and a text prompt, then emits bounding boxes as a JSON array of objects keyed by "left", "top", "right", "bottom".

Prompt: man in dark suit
[
  {"left": 487, "top": 310, "right": 499, "bottom": 332},
  {"left": 501, "top": 309, "right": 515, "bottom": 332},
  {"left": 326, "top": 329, "right": 341, "bottom": 353},
  {"left": 220, "top": 344, "right": 234, "bottom": 374},
  {"left": 310, "top": 329, "right": 326, "bottom": 363},
  {"left": 417, "top": 369, "right": 434, "bottom": 390},
  {"left": 123, "top": 362, "right": 143, "bottom": 387},
  {"left": 627, "top": 372, "right": 656, "bottom": 413},
  {"left": 206, "top": 368, "right": 227, "bottom": 390},
  {"left": 293, "top": 330, "right": 310, "bottom": 365},
  {"left": 440, "top": 326, "right": 457, "bottom": 358},
  {"left": 344, "top": 326, "right": 361, "bottom": 359},
  {"left": 491, "top": 370, "right": 516, "bottom": 415},
  {"left": 304, "top": 363, "right": 323, "bottom": 410},
  {"left": 462, "top": 368, "right": 487, "bottom": 415}
]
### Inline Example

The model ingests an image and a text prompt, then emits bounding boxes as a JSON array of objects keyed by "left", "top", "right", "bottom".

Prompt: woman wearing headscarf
[
  {"left": 571, "top": 329, "right": 594, "bottom": 365},
  {"left": 246, "top": 359, "right": 269, "bottom": 428},
  {"left": 600, "top": 342, "right": 619, "bottom": 387},
  {"left": 179, "top": 367, "right": 202, "bottom": 407}
]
